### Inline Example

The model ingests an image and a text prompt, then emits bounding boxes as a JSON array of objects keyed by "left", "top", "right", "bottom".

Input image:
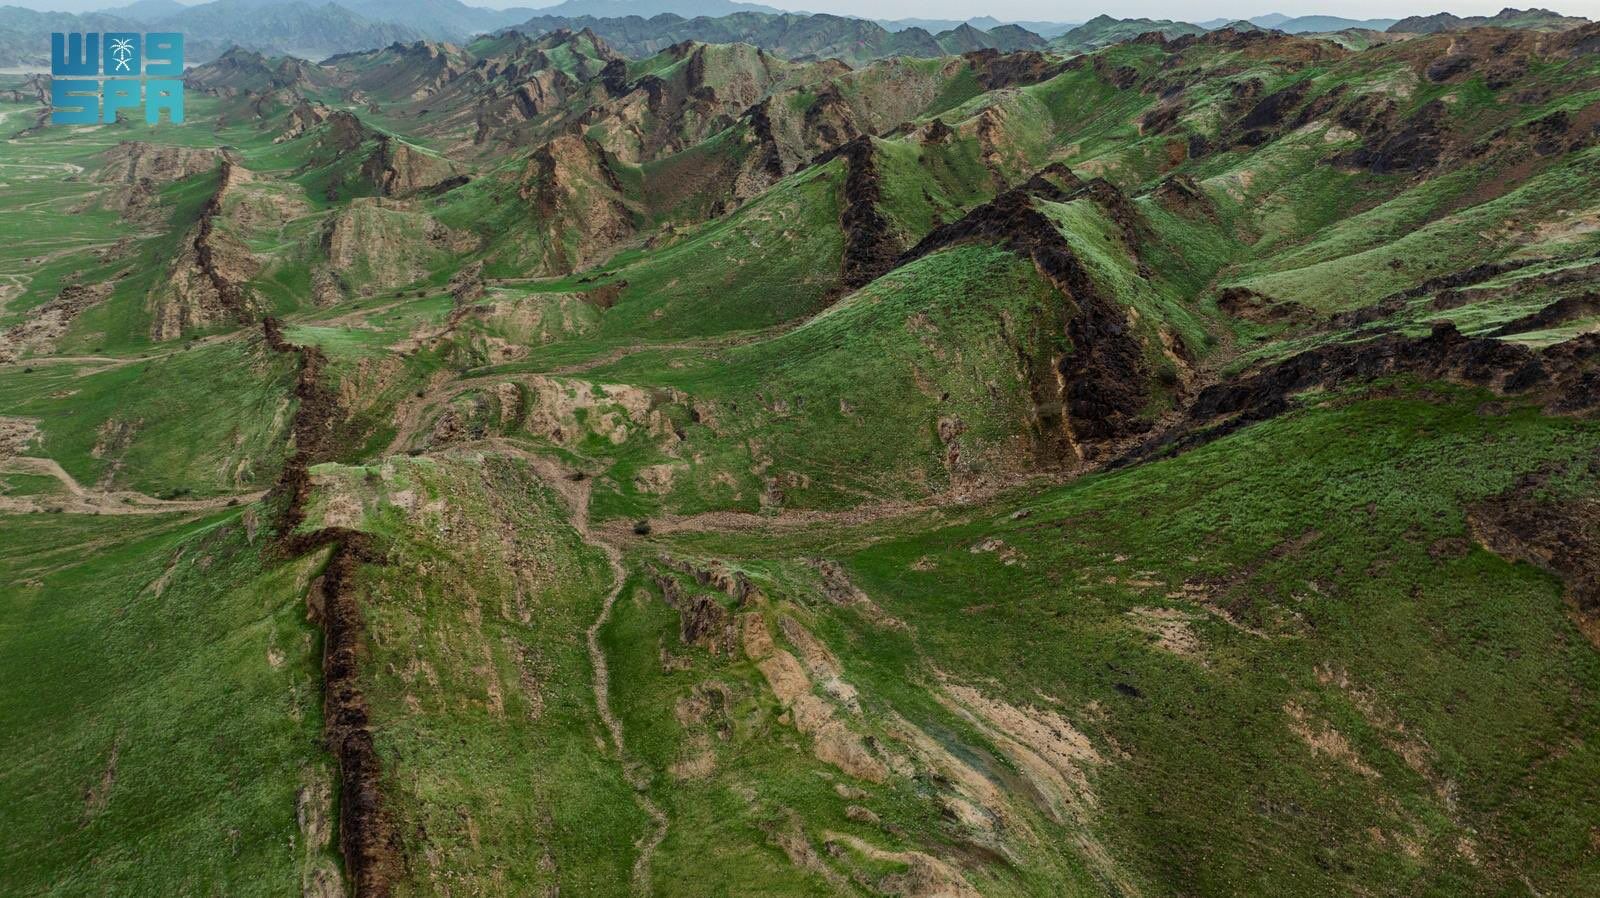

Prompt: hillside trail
[
  {"left": 466, "top": 438, "right": 669, "bottom": 894},
  {"left": 0, "top": 455, "right": 264, "bottom": 515},
  {"left": 586, "top": 535, "right": 670, "bottom": 896},
  {"left": 7, "top": 328, "right": 253, "bottom": 374}
]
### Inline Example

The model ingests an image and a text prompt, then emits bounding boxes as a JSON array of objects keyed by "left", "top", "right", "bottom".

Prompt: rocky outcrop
[
  {"left": 966, "top": 49, "right": 1068, "bottom": 90},
  {"left": 183, "top": 47, "right": 324, "bottom": 97},
  {"left": 308, "top": 110, "right": 373, "bottom": 161},
  {"left": 0, "top": 74, "right": 47, "bottom": 105},
  {"left": 335, "top": 40, "right": 466, "bottom": 103},
  {"left": 519, "top": 132, "right": 636, "bottom": 273},
  {"left": 307, "top": 534, "right": 403, "bottom": 898},
  {"left": 263, "top": 315, "right": 399, "bottom": 898},
  {"left": 828, "top": 136, "right": 898, "bottom": 293},
  {"left": 276, "top": 100, "right": 332, "bottom": 143},
  {"left": 1388, "top": 8, "right": 1591, "bottom": 34},
  {"left": 1487, "top": 294, "right": 1600, "bottom": 337},
  {"left": 652, "top": 568, "right": 739, "bottom": 656},
  {"left": 658, "top": 554, "right": 764, "bottom": 604},
  {"left": 360, "top": 136, "right": 465, "bottom": 198},
  {"left": 317, "top": 198, "right": 475, "bottom": 300},
  {"left": 0, "top": 282, "right": 112, "bottom": 363},
  {"left": 94, "top": 142, "right": 227, "bottom": 220},
  {"left": 731, "top": 97, "right": 797, "bottom": 199},
  {"left": 1123, "top": 324, "right": 1600, "bottom": 465},
  {"left": 149, "top": 162, "right": 262, "bottom": 341},
  {"left": 464, "top": 67, "right": 574, "bottom": 145},
  {"left": 1334, "top": 99, "right": 1450, "bottom": 174},
  {"left": 900, "top": 164, "right": 1161, "bottom": 464},
  {"left": 97, "top": 141, "right": 224, "bottom": 187},
  {"left": 1151, "top": 173, "right": 1218, "bottom": 219},
  {"left": 800, "top": 85, "right": 860, "bottom": 152},
  {"left": 1470, "top": 465, "right": 1600, "bottom": 645}
]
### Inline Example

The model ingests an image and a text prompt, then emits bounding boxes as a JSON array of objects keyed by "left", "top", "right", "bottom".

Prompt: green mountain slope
[{"left": 3, "top": 18, "right": 1600, "bottom": 898}]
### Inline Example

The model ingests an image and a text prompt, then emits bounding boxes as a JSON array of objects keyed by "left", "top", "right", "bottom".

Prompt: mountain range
[
  {"left": 5, "top": 10, "right": 1600, "bottom": 894},
  {"left": 1, "top": 1, "right": 1593, "bottom": 66}
]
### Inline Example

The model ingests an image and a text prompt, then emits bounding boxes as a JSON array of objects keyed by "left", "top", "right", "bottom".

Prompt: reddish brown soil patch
[{"left": 1470, "top": 467, "right": 1600, "bottom": 647}]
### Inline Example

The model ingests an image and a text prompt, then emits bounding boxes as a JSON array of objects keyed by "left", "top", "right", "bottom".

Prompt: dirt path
[
  {"left": 469, "top": 439, "right": 669, "bottom": 894},
  {"left": 4, "top": 328, "right": 251, "bottom": 374},
  {"left": 0, "top": 455, "right": 265, "bottom": 515},
  {"left": 585, "top": 537, "right": 670, "bottom": 896}
]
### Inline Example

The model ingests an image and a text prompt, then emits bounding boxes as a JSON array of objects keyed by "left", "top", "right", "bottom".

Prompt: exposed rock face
[
  {"left": 966, "top": 49, "right": 1067, "bottom": 90},
  {"left": 0, "top": 282, "right": 113, "bottom": 363},
  {"left": 1389, "top": 8, "right": 1592, "bottom": 34},
  {"left": 1335, "top": 99, "right": 1450, "bottom": 174},
  {"left": 827, "top": 136, "right": 899, "bottom": 292},
  {"left": 740, "top": 610, "right": 889, "bottom": 784},
  {"left": 318, "top": 198, "right": 475, "bottom": 298},
  {"left": 184, "top": 47, "right": 325, "bottom": 97},
  {"left": 653, "top": 569, "right": 738, "bottom": 656},
  {"left": 97, "top": 142, "right": 223, "bottom": 187},
  {"left": 1151, "top": 173, "right": 1217, "bottom": 219},
  {"left": 264, "top": 316, "right": 401, "bottom": 898},
  {"left": 518, "top": 132, "right": 636, "bottom": 273},
  {"left": 901, "top": 164, "right": 1162, "bottom": 465},
  {"left": 94, "top": 142, "right": 226, "bottom": 219},
  {"left": 1216, "top": 286, "right": 1313, "bottom": 325},
  {"left": 1487, "top": 294, "right": 1600, "bottom": 337},
  {"left": 276, "top": 100, "right": 332, "bottom": 143},
  {"left": 1470, "top": 467, "right": 1600, "bottom": 645},
  {"left": 583, "top": 41, "right": 811, "bottom": 167},
  {"left": 339, "top": 40, "right": 466, "bottom": 102},
  {"left": 0, "top": 74, "right": 48, "bottom": 104},
  {"left": 728, "top": 97, "right": 799, "bottom": 200},
  {"left": 310, "top": 110, "right": 373, "bottom": 160},
  {"left": 360, "top": 136, "right": 465, "bottom": 198},
  {"left": 1124, "top": 325, "right": 1600, "bottom": 465},
  {"left": 465, "top": 65, "right": 576, "bottom": 145},
  {"left": 1166, "top": 26, "right": 1349, "bottom": 65},
  {"left": 148, "top": 162, "right": 262, "bottom": 341},
  {"left": 310, "top": 536, "right": 405, "bottom": 898}
]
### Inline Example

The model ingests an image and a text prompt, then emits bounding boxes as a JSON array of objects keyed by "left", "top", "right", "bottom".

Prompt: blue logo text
[{"left": 50, "top": 32, "right": 184, "bottom": 125}]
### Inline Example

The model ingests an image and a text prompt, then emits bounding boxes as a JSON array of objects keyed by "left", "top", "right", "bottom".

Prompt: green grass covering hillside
[
  {"left": 642, "top": 382, "right": 1600, "bottom": 895},
  {"left": 0, "top": 511, "right": 338, "bottom": 896},
  {"left": 4, "top": 23, "right": 1600, "bottom": 898}
]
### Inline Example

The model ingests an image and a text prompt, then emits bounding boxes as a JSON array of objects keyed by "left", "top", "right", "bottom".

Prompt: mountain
[
  {"left": 876, "top": 14, "right": 1076, "bottom": 38},
  {"left": 1389, "top": 7, "right": 1591, "bottom": 33},
  {"left": 170, "top": 0, "right": 425, "bottom": 58},
  {"left": 1198, "top": 14, "right": 1401, "bottom": 32},
  {"left": 497, "top": 10, "right": 1046, "bottom": 64},
  {"left": 533, "top": 0, "right": 786, "bottom": 15},
  {"left": 6, "top": 16, "right": 1600, "bottom": 898},
  {"left": 0, "top": 6, "right": 142, "bottom": 66},
  {"left": 99, "top": 0, "right": 188, "bottom": 22},
  {"left": 0, "top": 0, "right": 425, "bottom": 65},
  {"left": 933, "top": 21, "right": 996, "bottom": 53},
  {"left": 986, "top": 22, "right": 1048, "bottom": 50},
  {"left": 334, "top": 0, "right": 537, "bottom": 40},
  {"left": 1270, "top": 15, "right": 1400, "bottom": 32},
  {"left": 1050, "top": 14, "right": 1206, "bottom": 51}
]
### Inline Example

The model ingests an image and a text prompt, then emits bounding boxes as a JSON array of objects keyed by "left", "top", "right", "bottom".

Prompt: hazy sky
[
  {"left": 764, "top": 0, "right": 1600, "bottom": 20},
  {"left": 14, "top": 0, "right": 1600, "bottom": 23}
]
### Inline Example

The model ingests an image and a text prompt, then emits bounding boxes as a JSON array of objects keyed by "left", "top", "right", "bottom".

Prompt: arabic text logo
[
  {"left": 49, "top": 32, "right": 185, "bottom": 125},
  {"left": 109, "top": 38, "right": 135, "bottom": 73}
]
